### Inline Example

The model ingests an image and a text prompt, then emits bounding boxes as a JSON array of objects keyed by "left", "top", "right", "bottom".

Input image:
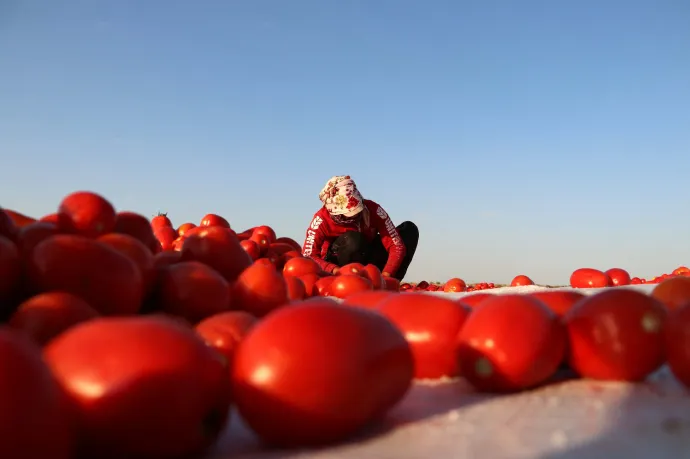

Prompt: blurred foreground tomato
[
  {"left": 0, "top": 236, "right": 21, "bottom": 305},
  {"left": 195, "top": 311, "right": 258, "bottom": 367},
  {"left": 44, "top": 316, "right": 231, "bottom": 458},
  {"left": 528, "top": 290, "right": 585, "bottom": 318},
  {"left": 665, "top": 303, "right": 690, "bottom": 388},
  {"left": 341, "top": 290, "right": 395, "bottom": 309},
  {"left": 652, "top": 276, "right": 690, "bottom": 311},
  {"left": 232, "top": 300, "right": 413, "bottom": 447},
  {"left": 57, "top": 191, "right": 116, "bottom": 238}
]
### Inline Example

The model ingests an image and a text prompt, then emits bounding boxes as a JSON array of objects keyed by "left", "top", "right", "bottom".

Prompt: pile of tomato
[{"left": 2, "top": 190, "right": 690, "bottom": 459}]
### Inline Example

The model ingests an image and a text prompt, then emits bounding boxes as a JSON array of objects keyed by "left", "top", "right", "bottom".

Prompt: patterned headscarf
[{"left": 319, "top": 175, "right": 365, "bottom": 217}]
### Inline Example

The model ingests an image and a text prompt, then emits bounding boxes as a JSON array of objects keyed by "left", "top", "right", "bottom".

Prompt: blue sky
[{"left": 2, "top": 0, "right": 689, "bottom": 284}]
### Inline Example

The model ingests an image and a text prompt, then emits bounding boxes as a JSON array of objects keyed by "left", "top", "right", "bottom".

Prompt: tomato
[
  {"left": 651, "top": 276, "right": 690, "bottom": 311},
  {"left": 177, "top": 222, "right": 196, "bottom": 237},
  {"left": 153, "top": 250, "right": 182, "bottom": 271},
  {"left": 383, "top": 276, "right": 400, "bottom": 291},
  {"left": 605, "top": 268, "right": 631, "bottom": 286},
  {"left": 457, "top": 295, "right": 566, "bottom": 392},
  {"left": 275, "top": 236, "right": 301, "bottom": 252},
  {"left": 341, "top": 290, "right": 395, "bottom": 309},
  {"left": 252, "top": 225, "right": 277, "bottom": 244},
  {"left": 28, "top": 235, "right": 144, "bottom": 316},
  {"left": 44, "top": 316, "right": 230, "bottom": 458},
  {"left": 199, "top": 214, "right": 231, "bottom": 229},
  {"left": 14, "top": 222, "right": 59, "bottom": 257},
  {"left": 314, "top": 276, "right": 336, "bottom": 296},
  {"left": 0, "top": 208, "right": 18, "bottom": 240},
  {"left": 40, "top": 213, "right": 59, "bottom": 224},
  {"left": 113, "top": 211, "right": 158, "bottom": 252},
  {"left": 232, "top": 262, "right": 289, "bottom": 317},
  {"left": 362, "top": 264, "right": 384, "bottom": 289},
  {"left": 664, "top": 303, "right": 690, "bottom": 388},
  {"left": 377, "top": 293, "right": 471, "bottom": 379},
  {"left": 172, "top": 236, "right": 185, "bottom": 252},
  {"left": 150, "top": 212, "right": 172, "bottom": 230},
  {"left": 0, "top": 236, "right": 21, "bottom": 302},
  {"left": 298, "top": 273, "right": 320, "bottom": 296},
  {"left": 57, "top": 191, "right": 116, "bottom": 238},
  {"left": 282, "top": 250, "right": 302, "bottom": 262},
  {"left": 569, "top": 268, "right": 612, "bottom": 288},
  {"left": 0, "top": 329, "right": 73, "bottom": 459},
  {"left": 154, "top": 225, "right": 178, "bottom": 251},
  {"left": 415, "top": 280, "right": 430, "bottom": 291},
  {"left": 195, "top": 311, "right": 258, "bottom": 367},
  {"left": 181, "top": 227, "right": 252, "bottom": 282},
  {"left": 157, "top": 261, "right": 231, "bottom": 323},
  {"left": 329, "top": 274, "right": 373, "bottom": 299},
  {"left": 443, "top": 278, "right": 467, "bottom": 293},
  {"left": 284, "top": 275, "right": 307, "bottom": 301},
  {"left": 249, "top": 232, "right": 270, "bottom": 256},
  {"left": 8, "top": 292, "right": 99, "bottom": 346},
  {"left": 3, "top": 209, "right": 37, "bottom": 228},
  {"left": 97, "top": 233, "right": 155, "bottom": 293},
  {"left": 339, "top": 263, "right": 365, "bottom": 276},
  {"left": 673, "top": 266, "right": 690, "bottom": 276},
  {"left": 528, "top": 290, "right": 585, "bottom": 317},
  {"left": 232, "top": 300, "right": 413, "bottom": 447},
  {"left": 458, "top": 292, "right": 493, "bottom": 308},
  {"left": 239, "top": 239, "right": 261, "bottom": 261},
  {"left": 268, "top": 242, "right": 295, "bottom": 256},
  {"left": 565, "top": 289, "right": 667, "bottom": 381},
  {"left": 510, "top": 275, "right": 534, "bottom": 287},
  {"left": 283, "top": 257, "right": 321, "bottom": 277}
]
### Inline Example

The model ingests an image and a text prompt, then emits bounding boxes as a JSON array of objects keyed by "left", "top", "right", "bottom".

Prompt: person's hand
[
  {"left": 382, "top": 271, "right": 391, "bottom": 278},
  {"left": 332, "top": 267, "right": 340, "bottom": 275}
]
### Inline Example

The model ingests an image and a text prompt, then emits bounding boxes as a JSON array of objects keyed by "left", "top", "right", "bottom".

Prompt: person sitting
[{"left": 301, "top": 175, "right": 419, "bottom": 281}]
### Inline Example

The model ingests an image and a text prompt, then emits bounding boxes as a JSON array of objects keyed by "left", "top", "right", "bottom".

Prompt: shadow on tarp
[{"left": 542, "top": 368, "right": 690, "bottom": 459}]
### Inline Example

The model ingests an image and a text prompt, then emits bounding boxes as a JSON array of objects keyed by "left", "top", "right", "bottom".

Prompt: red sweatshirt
[{"left": 301, "top": 199, "right": 407, "bottom": 276}]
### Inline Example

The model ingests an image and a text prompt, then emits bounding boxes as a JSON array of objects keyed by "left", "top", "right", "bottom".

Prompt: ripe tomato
[
  {"left": 570, "top": 268, "right": 612, "bottom": 288},
  {"left": 181, "top": 227, "right": 252, "bottom": 282},
  {"left": 604, "top": 268, "right": 631, "bottom": 286},
  {"left": 232, "top": 300, "right": 413, "bottom": 447},
  {"left": 329, "top": 274, "right": 373, "bottom": 299},
  {"left": 199, "top": 214, "right": 231, "bottom": 229},
  {"left": 252, "top": 225, "right": 277, "bottom": 244},
  {"left": 177, "top": 222, "right": 197, "bottom": 237},
  {"left": 341, "top": 290, "right": 395, "bottom": 309},
  {"left": 154, "top": 226, "right": 178, "bottom": 251},
  {"left": 28, "top": 235, "right": 144, "bottom": 316},
  {"left": 4, "top": 208, "right": 37, "bottom": 230},
  {"left": 248, "top": 233, "right": 269, "bottom": 257},
  {"left": 528, "top": 290, "right": 585, "bottom": 317},
  {"left": 153, "top": 250, "right": 182, "bottom": 271},
  {"left": 57, "top": 191, "right": 116, "bottom": 238},
  {"left": 15, "top": 222, "right": 59, "bottom": 257},
  {"left": 565, "top": 289, "right": 667, "bottom": 381},
  {"left": 458, "top": 292, "right": 493, "bottom": 308},
  {"left": 314, "top": 276, "right": 336, "bottom": 296},
  {"left": 44, "top": 316, "right": 231, "bottom": 458},
  {"left": 415, "top": 280, "right": 430, "bottom": 290},
  {"left": 651, "top": 276, "right": 690, "bottom": 311},
  {"left": 284, "top": 275, "right": 307, "bottom": 301},
  {"left": 195, "top": 311, "right": 258, "bottom": 367},
  {"left": 457, "top": 295, "right": 566, "bottom": 392},
  {"left": 97, "top": 233, "right": 155, "bottom": 293},
  {"left": 377, "top": 293, "right": 471, "bottom": 379},
  {"left": 339, "top": 263, "right": 365, "bottom": 276},
  {"left": 283, "top": 257, "right": 321, "bottom": 277},
  {"left": 383, "top": 276, "right": 400, "bottom": 291},
  {"left": 282, "top": 250, "right": 302, "bottom": 262},
  {"left": 664, "top": 303, "right": 690, "bottom": 388},
  {"left": 298, "top": 273, "right": 320, "bottom": 297},
  {"left": 40, "top": 213, "right": 59, "bottom": 224},
  {"left": 673, "top": 266, "right": 690, "bottom": 276},
  {"left": 362, "top": 264, "right": 384, "bottom": 289},
  {"left": 232, "top": 262, "right": 289, "bottom": 317},
  {"left": 268, "top": 242, "right": 295, "bottom": 256},
  {"left": 511, "top": 275, "right": 534, "bottom": 287},
  {"left": 239, "top": 239, "right": 261, "bottom": 261},
  {"left": 150, "top": 212, "right": 172, "bottom": 230},
  {"left": 0, "top": 208, "right": 18, "bottom": 240},
  {"left": 113, "top": 211, "right": 158, "bottom": 252},
  {"left": 0, "top": 329, "right": 73, "bottom": 459},
  {"left": 8, "top": 292, "right": 99, "bottom": 346},
  {"left": 0, "top": 236, "right": 21, "bottom": 304},
  {"left": 443, "top": 278, "right": 467, "bottom": 293},
  {"left": 158, "top": 261, "right": 232, "bottom": 323},
  {"left": 275, "top": 236, "right": 301, "bottom": 252}
]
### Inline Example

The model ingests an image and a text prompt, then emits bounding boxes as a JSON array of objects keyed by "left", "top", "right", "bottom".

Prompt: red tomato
[
  {"left": 651, "top": 276, "right": 690, "bottom": 311},
  {"left": 232, "top": 300, "right": 413, "bottom": 447},
  {"left": 4, "top": 208, "right": 37, "bottom": 230},
  {"left": 181, "top": 227, "right": 252, "bottom": 282},
  {"left": 15, "top": 222, "right": 59, "bottom": 257},
  {"left": 458, "top": 292, "right": 493, "bottom": 308},
  {"left": 239, "top": 239, "right": 261, "bottom": 261},
  {"left": 199, "top": 214, "right": 231, "bottom": 229},
  {"left": 44, "top": 316, "right": 231, "bottom": 458},
  {"left": 275, "top": 236, "right": 301, "bottom": 252},
  {"left": 57, "top": 191, "right": 116, "bottom": 238},
  {"left": 153, "top": 250, "right": 182, "bottom": 271},
  {"left": 268, "top": 242, "right": 295, "bottom": 256},
  {"left": 97, "top": 233, "right": 156, "bottom": 293},
  {"left": 604, "top": 268, "right": 631, "bottom": 286},
  {"left": 377, "top": 293, "right": 471, "bottom": 379},
  {"left": 282, "top": 250, "right": 302, "bottom": 262},
  {"left": 383, "top": 276, "right": 400, "bottom": 291},
  {"left": 664, "top": 303, "right": 690, "bottom": 388},
  {"left": 329, "top": 274, "right": 373, "bottom": 299},
  {"left": 457, "top": 295, "right": 566, "bottom": 392},
  {"left": 40, "top": 213, "right": 59, "bottom": 224},
  {"left": 0, "top": 236, "right": 21, "bottom": 303},
  {"left": 284, "top": 257, "right": 321, "bottom": 277},
  {"left": 415, "top": 280, "right": 430, "bottom": 290},
  {"left": 252, "top": 225, "right": 277, "bottom": 244},
  {"left": 510, "top": 275, "right": 534, "bottom": 287},
  {"left": 248, "top": 233, "right": 269, "bottom": 257},
  {"left": 150, "top": 212, "right": 172, "bottom": 230},
  {"left": 158, "top": 261, "right": 232, "bottom": 323},
  {"left": 8, "top": 292, "right": 99, "bottom": 346},
  {"left": 362, "top": 264, "right": 384, "bottom": 289},
  {"left": 314, "top": 276, "right": 336, "bottom": 296},
  {"left": 154, "top": 226, "right": 178, "bottom": 251},
  {"left": 232, "top": 262, "right": 289, "bottom": 317},
  {"left": 0, "top": 329, "right": 73, "bottom": 459},
  {"left": 443, "top": 278, "right": 467, "bottom": 293},
  {"left": 565, "top": 289, "right": 667, "bottom": 381},
  {"left": 195, "top": 311, "right": 258, "bottom": 367},
  {"left": 177, "top": 222, "right": 196, "bottom": 237},
  {"left": 28, "top": 235, "right": 144, "bottom": 316},
  {"left": 299, "top": 273, "right": 320, "bottom": 296},
  {"left": 528, "top": 290, "right": 586, "bottom": 317},
  {"left": 569, "top": 268, "right": 612, "bottom": 288},
  {"left": 284, "top": 275, "right": 307, "bottom": 301},
  {"left": 0, "top": 208, "right": 18, "bottom": 240},
  {"left": 113, "top": 211, "right": 158, "bottom": 252},
  {"left": 341, "top": 290, "right": 395, "bottom": 309},
  {"left": 339, "top": 263, "right": 366, "bottom": 276}
]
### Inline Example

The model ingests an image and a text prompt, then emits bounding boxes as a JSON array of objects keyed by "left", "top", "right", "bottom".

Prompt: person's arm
[
  {"left": 302, "top": 214, "right": 339, "bottom": 274},
  {"left": 371, "top": 205, "right": 406, "bottom": 277}
]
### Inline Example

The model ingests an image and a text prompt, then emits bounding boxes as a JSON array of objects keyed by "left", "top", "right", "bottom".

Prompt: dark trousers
[{"left": 325, "top": 221, "right": 419, "bottom": 281}]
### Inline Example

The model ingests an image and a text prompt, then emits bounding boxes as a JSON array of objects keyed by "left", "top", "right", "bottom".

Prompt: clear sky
[{"left": 2, "top": 0, "right": 689, "bottom": 284}]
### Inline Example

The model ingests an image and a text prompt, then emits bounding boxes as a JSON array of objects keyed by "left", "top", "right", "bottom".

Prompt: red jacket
[{"left": 301, "top": 199, "right": 407, "bottom": 276}]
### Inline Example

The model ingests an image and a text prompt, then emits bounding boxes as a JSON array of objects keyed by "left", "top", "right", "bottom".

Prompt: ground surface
[{"left": 206, "top": 284, "right": 690, "bottom": 459}]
